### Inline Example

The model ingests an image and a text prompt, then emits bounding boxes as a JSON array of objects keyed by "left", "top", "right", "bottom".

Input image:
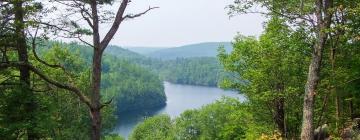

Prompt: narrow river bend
[{"left": 113, "top": 82, "right": 244, "bottom": 138}]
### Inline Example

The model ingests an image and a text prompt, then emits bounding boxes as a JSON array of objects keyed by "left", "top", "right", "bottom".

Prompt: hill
[
  {"left": 147, "top": 42, "right": 232, "bottom": 60},
  {"left": 124, "top": 47, "right": 169, "bottom": 55},
  {"left": 39, "top": 41, "right": 166, "bottom": 112},
  {"left": 102, "top": 44, "right": 228, "bottom": 87},
  {"left": 105, "top": 45, "right": 145, "bottom": 59}
]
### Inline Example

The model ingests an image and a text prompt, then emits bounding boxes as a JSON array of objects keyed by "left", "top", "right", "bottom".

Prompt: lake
[{"left": 113, "top": 82, "right": 244, "bottom": 138}]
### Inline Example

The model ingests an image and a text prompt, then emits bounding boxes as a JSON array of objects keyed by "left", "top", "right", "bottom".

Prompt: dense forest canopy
[
  {"left": 1, "top": 39, "right": 166, "bottom": 139},
  {"left": 156, "top": 57, "right": 223, "bottom": 87},
  {"left": 1, "top": 0, "right": 360, "bottom": 139},
  {"left": 131, "top": 16, "right": 360, "bottom": 139},
  {"left": 42, "top": 41, "right": 167, "bottom": 112},
  {"left": 103, "top": 45, "right": 227, "bottom": 87}
]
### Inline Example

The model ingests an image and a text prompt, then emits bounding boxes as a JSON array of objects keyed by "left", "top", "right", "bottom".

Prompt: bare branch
[
  {"left": 123, "top": 7, "right": 159, "bottom": 20},
  {"left": 81, "top": 9, "right": 94, "bottom": 29},
  {"left": 38, "top": 21, "right": 73, "bottom": 33},
  {"left": 100, "top": 97, "right": 114, "bottom": 109}
]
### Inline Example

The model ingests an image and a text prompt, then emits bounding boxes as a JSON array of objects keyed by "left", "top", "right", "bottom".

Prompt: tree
[
  {"left": 0, "top": 1, "right": 44, "bottom": 139},
  {"left": 43, "top": 1, "right": 158, "bottom": 139},
  {"left": 130, "top": 115, "right": 173, "bottom": 140},
  {"left": 131, "top": 97, "right": 252, "bottom": 140},
  {"left": 219, "top": 17, "right": 310, "bottom": 138},
  {"left": 1, "top": 0, "right": 158, "bottom": 139},
  {"left": 228, "top": 0, "right": 360, "bottom": 138}
]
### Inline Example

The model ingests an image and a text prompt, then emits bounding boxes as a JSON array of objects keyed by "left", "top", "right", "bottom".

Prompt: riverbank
[{"left": 113, "top": 82, "right": 243, "bottom": 138}]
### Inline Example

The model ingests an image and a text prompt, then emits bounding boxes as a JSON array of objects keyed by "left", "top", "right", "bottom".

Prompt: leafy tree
[
  {"left": 0, "top": 1, "right": 44, "bottom": 139},
  {"left": 130, "top": 115, "right": 173, "bottom": 140},
  {"left": 131, "top": 97, "right": 253, "bottom": 140},
  {"left": 219, "top": 18, "right": 311, "bottom": 138},
  {"left": 228, "top": 0, "right": 360, "bottom": 138},
  {"left": 38, "top": 1, "right": 158, "bottom": 138}
]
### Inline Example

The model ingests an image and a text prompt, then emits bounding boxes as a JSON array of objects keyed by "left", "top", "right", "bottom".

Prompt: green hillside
[
  {"left": 105, "top": 45, "right": 145, "bottom": 59},
  {"left": 40, "top": 41, "right": 167, "bottom": 112},
  {"left": 124, "top": 47, "right": 169, "bottom": 55},
  {"left": 147, "top": 42, "right": 232, "bottom": 60},
  {"left": 101, "top": 45, "right": 227, "bottom": 87}
]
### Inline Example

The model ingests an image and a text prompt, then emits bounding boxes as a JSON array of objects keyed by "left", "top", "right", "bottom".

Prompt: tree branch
[
  {"left": 30, "top": 27, "right": 67, "bottom": 70},
  {"left": 0, "top": 62, "right": 92, "bottom": 108},
  {"left": 37, "top": 21, "right": 94, "bottom": 47},
  {"left": 100, "top": 0, "right": 130, "bottom": 50},
  {"left": 123, "top": 7, "right": 159, "bottom": 20},
  {"left": 80, "top": 9, "right": 94, "bottom": 29},
  {"left": 72, "top": 0, "right": 94, "bottom": 29},
  {"left": 100, "top": 97, "right": 114, "bottom": 109}
]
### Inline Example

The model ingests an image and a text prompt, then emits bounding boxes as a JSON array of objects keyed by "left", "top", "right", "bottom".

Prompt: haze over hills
[
  {"left": 110, "top": 42, "right": 233, "bottom": 60},
  {"left": 103, "top": 43, "right": 227, "bottom": 87},
  {"left": 124, "top": 47, "right": 170, "bottom": 55},
  {"left": 146, "top": 42, "right": 232, "bottom": 60},
  {"left": 105, "top": 45, "right": 144, "bottom": 59}
]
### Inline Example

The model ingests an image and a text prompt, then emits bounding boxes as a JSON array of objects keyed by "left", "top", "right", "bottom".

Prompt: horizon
[
  {"left": 118, "top": 41, "right": 232, "bottom": 48},
  {"left": 101, "top": 0, "right": 265, "bottom": 47}
]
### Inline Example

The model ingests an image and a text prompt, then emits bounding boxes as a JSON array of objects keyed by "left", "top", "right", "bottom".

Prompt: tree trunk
[
  {"left": 335, "top": 82, "right": 340, "bottom": 131},
  {"left": 300, "top": 21, "right": 327, "bottom": 140},
  {"left": 300, "top": 0, "right": 332, "bottom": 139},
  {"left": 90, "top": 0, "right": 102, "bottom": 139},
  {"left": 14, "top": 1, "right": 38, "bottom": 139},
  {"left": 15, "top": 1, "right": 29, "bottom": 85},
  {"left": 300, "top": 42, "right": 324, "bottom": 140},
  {"left": 274, "top": 98, "right": 286, "bottom": 137},
  {"left": 90, "top": 107, "right": 101, "bottom": 140},
  {"left": 90, "top": 48, "right": 102, "bottom": 140}
]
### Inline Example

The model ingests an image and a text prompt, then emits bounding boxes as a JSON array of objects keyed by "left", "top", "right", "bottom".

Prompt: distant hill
[
  {"left": 105, "top": 45, "right": 145, "bottom": 59},
  {"left": 124, "top": 47, "right": 169, "bottom": 55},
  {"left": 147, "top": 42, "right": 232, "bottom": 60}
]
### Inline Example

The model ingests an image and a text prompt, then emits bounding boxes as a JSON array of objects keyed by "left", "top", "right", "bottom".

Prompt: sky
[{"left": 97, "top": 0, "right": 266, "bottom": 47}]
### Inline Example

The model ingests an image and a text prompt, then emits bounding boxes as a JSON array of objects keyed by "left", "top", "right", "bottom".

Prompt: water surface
[{"left": 113, "top": 82, "right": 244, "bottom": 138}]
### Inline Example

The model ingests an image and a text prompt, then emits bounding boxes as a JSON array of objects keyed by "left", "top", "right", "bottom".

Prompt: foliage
[
  {"left": 157, "top": 57, "right": 223, "bottom": 87},
  {"left": 1, "top": 44, "right": 107, "bottom": 139},
  {"left": 102, "top": 56, "right": 166, "bottom": 112},
  {"left": 104, "top": 45, "right": 226, "bottom": 87},
  {"left": 228, "top": 0, "right": 360, "bottom": 138},
  {"left": 130, "top": 115, "right": 173, "bottom": 140},
  {"left": 42, "top": 41, "right": 167, "bottom": 112},
  {"left": 131, "top": 97, "right": 256, "bottom": 140},
  {"left": 0, "top": 41, "right": 167, "bottom": 138},
  {"left": 219, "top": 18, "right": 311, "bottom": 138},
  {"left": 104, "top": 134, "right": 125, "bottom": 140}
]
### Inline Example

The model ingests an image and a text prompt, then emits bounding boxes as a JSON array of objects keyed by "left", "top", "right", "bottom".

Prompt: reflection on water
[{"left": 113, "top": 82, "right": 244, "bottom": 138}]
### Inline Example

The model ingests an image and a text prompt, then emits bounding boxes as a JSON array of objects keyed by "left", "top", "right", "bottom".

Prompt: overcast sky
[{"left": 98, "top": 0, "right": 265, "bottom": 47}]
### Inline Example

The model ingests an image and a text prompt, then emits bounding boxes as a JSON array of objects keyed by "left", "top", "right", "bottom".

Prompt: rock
[{"left": 314, "top": 124, "right": 330, "bottom": 140}]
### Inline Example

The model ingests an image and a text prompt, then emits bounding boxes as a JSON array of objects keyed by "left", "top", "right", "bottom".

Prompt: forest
[
  {"left": 0, "top": 40, "right": 166, "bottom": 139},
  {"left": 155, "top": 57, "right": 223, "bottom": 87},
  {"left": 131, "top": 16, "right": 360, "bottom": 139},
  {"left": 103, "top": 44, "right": 226, "bottom": 87},
  {"left": 1, "top": 0, "right": 360, "bottom": 140}
]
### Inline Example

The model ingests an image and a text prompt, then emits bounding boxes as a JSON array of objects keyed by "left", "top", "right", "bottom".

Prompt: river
[{"left": 113, "top": 82, "right": 244, "bottom": 138}]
